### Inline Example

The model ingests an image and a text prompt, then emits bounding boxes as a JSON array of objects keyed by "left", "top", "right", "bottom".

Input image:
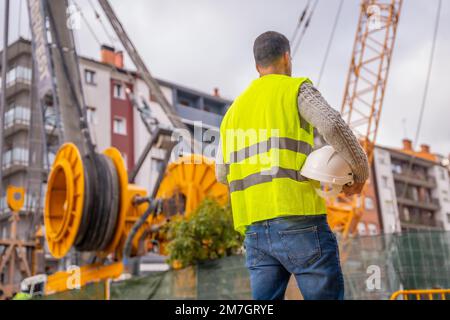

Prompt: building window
[
  {"left": 365, "top": 197, "right": 374, "bottom": 210},
  {"left": 204, "top": 99, "right": 225, "bottom": 115},
  {"left": 113, "top": 117, "right": 127, "bottom": 135},
  {"left": 447, "top": 213, "right": 450, "bottom": 223},
  {"left": 2, "top": 148, "right": 29, "bottom": 169},
  {"left": 357, "top": 222, "right": 367, "bottom": 236},
  {"left": 439, "top": 167, "right": 446, "bottom": 181},
  {"left": 395, "top": 182, "right": 406, "bottom": 197},
  {"left": 409, "top": 186, "right": 419, "bottom": 201},
  {"left": 86, "top": 106, "right": 97, "bottom": 125},
  {"left": 391, "top": 162, "right": 402, "bottom": 174},
  {"left": 44, "top": 152, "right": 56, "bottom": 170},
  {"left": 113, "top": 83, "right": 125, "bottom": 99},
  {"left": 177, "top": 91, "right": 200, "bottom": 109},
  {"left": 6, "top": 65, "right": 32, "bottom": 87},
  {"left": 3, "top": 105, "right": 31, "bottom": 129},
  {"left": 382, "top": 176, "right": 389, "bottom": 188},
  {"left": 44, "top": 107, "right": 57, "bottom": 129},
  {"left": 85, "top": 69, "right": 96, "bottom": 85},
  {"left": 368, "top": 224, "right": 378, "bottom": 236}
]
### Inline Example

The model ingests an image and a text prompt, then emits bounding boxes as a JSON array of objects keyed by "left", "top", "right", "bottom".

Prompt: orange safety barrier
[{"left": 390, "top": 289, "right": 450, "bottom": 300}]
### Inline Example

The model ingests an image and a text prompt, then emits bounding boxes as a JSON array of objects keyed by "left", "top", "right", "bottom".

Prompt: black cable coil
[{"left": 74, "top": 153, "right": 120, "bottom": 252}]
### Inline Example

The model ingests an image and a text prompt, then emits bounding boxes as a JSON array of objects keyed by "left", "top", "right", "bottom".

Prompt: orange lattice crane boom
[{"left": 328, "top": 0, "right": 403, "bottom": 237}]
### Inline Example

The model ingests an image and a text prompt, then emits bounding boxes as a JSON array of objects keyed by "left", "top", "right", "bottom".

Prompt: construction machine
[
  {"left": 4, "top": 0, "right": 227, "bottom": 298},
  {"left": 41, "top": 144, "right": 227, "bottom": 295}
]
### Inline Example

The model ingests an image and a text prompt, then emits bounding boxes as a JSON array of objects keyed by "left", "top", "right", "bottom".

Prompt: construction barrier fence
[
  {"left": 110, "top": 255, "right": 252, "bottom": 300},
  {"left": 343, "top": 230, "right": 450, "bottom": 300},
  {"left": 390, "top": 289, "right": 450, "bottom": 300},
  {"left": 39, "top": 230, "right": 450, "bottom": 300}
]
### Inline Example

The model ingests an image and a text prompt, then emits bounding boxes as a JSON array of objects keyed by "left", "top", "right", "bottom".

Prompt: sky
[{"left": 2, "top": 0, "right": 450, "bottom": 156}]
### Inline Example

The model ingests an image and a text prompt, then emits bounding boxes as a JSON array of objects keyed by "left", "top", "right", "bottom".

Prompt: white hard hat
[
  {"left": 301, "top": 145, "right": 354, "bottom": 198},
  {"left": 20, "top": 282, "right": 29, "bottom": 292}
]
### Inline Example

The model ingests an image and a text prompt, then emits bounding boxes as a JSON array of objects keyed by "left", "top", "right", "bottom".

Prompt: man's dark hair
[{"left": 253, "top": 31, "right": 290, "bottom": 67}]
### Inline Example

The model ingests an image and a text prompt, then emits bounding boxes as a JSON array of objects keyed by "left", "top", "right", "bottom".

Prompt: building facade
[
  {"left": 356, "top": 168, "right": 382, "bottom": 236},
  {"left": 372, "top": 139, "right": 450, "bottom": 233},
  {"left": 0, "top": 38, "right": 231, "bottom": 243},
  {"left": 80, "top": 45, "right": 231, "bottom": 194}
]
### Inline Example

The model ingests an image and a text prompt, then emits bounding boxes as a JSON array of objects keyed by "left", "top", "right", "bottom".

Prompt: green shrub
[{"left": 165, "top": 199, "right": 243, "bottom": 269}]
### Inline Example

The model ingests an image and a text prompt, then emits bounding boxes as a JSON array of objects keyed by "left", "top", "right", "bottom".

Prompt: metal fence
[
  {"left": 40, "top": 231, "right": 450, "bottom": 300},
  {"left": 342, "top": 230, "right": 450, "bottom": 299}
]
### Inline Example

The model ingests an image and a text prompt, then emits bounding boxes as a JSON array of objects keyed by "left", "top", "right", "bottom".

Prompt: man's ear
[
  {"left": 256, "top": 64, "right": 261, "bottom": 74},
  {"left": 284, "top": 52, "right": 291, "bottom": 65}
]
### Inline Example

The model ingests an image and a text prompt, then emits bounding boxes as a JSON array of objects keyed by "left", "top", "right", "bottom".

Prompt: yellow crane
[{"left": 327, "top": 0, "right": 403, "bottom": 244}]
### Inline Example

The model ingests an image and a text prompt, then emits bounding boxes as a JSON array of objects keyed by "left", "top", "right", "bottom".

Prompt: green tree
[{"left": 165, "top": 199, "right": 243, "bottom": 269}]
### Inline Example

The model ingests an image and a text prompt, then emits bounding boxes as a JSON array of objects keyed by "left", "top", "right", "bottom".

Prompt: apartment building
[
  {"left": 0, "top": 38, "right": 51, "bottom": 242},
  {"left": 355, "top": 169, "right": 382, "bottom": 236},
  {"left": 81, "top": 45, "right": 231, "bottom": 194},
  {"left": 373, "top": 139, "right": 450, "bottom": 233},
  {"left": 0, "top": 38, "right": 231, "bottom": 239}
]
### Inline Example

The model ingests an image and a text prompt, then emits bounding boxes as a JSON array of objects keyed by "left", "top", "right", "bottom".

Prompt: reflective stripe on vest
[
  {"left": 220, "top": 74, "right": 327, "bottom": 234},
  {"left": 229, "top": 167, "right": 308, "bottom": 192},
  {"left": 228, "top": 137, "right": 312, "bottom": 164}
]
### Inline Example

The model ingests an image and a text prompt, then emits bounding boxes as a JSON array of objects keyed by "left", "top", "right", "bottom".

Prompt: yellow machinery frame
[
  {"left": 0, "top": 186, "right": 35, "bottom": 299},
  {"left": 41, "top": 144, "right": 228, "bottom": 295}
]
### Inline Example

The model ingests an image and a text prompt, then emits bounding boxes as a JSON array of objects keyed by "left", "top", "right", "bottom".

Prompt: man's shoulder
[{"left": 290, "top": 76, "right": 313, "bottom": 89}]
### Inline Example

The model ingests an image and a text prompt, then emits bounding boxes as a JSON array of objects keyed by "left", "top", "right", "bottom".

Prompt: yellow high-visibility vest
[{"left": 220, "top": 74, "right": 326, "bottom": 234}]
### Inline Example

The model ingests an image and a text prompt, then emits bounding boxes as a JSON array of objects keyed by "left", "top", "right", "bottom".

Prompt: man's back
[
  {"left": 224, "top": 75, "right": 311, "bottom": 137},
  {"left": 220, "top": 74, "right": 326, "bottom": 235}
]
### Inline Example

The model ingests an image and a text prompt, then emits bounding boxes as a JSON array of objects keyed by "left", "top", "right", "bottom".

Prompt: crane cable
[
  {"left": 398, "top": 0, "right": 442, "bottom": 203},
  {"left": 88, "top": 0, "right": 117, "bottom": 46},
  {"left": 71, "top": 1, "right": 171, "bottom": 252},
  {"left": 76, "top": 0, "right": 157, "bottom": 113},
  {"left": 73, "top": 0, "right": 141, "bottom": 132},
  {"left": 290, "top": 0, "right": 311, "bottom": 44},
  {"left": 43, "top": 0, "right": 96, "bottom": 154},
  {"left": 291, "top": 0, "right": 320, "bottom": 58},
  {"left": 73, "top": 0, "right": 159, "bottom": 134},
  {"left": 75, "top": 0, "right": 102, "bottom": 45},
  {"left": 316, "top": 0, "right": 344, "bottom": 88}
]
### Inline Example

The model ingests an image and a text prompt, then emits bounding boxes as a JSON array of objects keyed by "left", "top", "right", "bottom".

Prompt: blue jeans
[{"left": 244, "top": 215, "right": 344, "bottom": 300}]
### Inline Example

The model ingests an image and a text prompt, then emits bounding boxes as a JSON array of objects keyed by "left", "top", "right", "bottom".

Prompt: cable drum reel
[{"left": 44, "top": 143, "right": 129, "bottom": 259}]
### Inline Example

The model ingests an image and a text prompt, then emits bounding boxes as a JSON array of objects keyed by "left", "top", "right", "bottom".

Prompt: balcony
[
  {"left": 2, "top": 106, "right": 59, "bottom": 137},
  {"left": 1, "top": 147, "right": 29, "bottom": 177},
  {"left": 4, "top": 78, "right": 31, "bottom": 97},
  {"left": 175, "top": 104, "right": 223, "bottom": 128},
  {"left": 393, "top": 172, "right": 436, "bottom": 189},
  {"left": 3, "top": 106, "right": 30, "bottom": 136},
  {"left": 399, "top": 212, "right": 443, "bottom": 230},
  {"left": 397, "top": 196, "right": 440, "bottom": 212},
  {"left": 1, "top": 147, "right": 54, "bottom": 178}
]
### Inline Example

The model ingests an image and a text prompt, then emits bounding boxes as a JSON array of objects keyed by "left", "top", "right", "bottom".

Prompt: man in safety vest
[{"left": 215, "top": 31, "right": 369, "bottom": 300}]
